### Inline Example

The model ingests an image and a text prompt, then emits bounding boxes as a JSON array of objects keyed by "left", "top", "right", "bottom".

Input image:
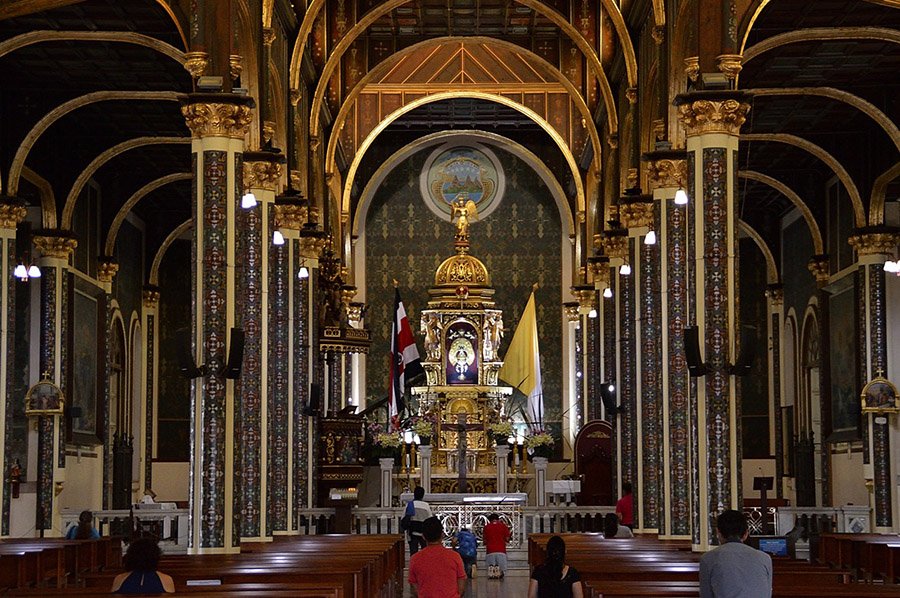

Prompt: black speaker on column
[
  {"left": 176, "top": 328, "right": 206, "bottom": 378},
  {"left": 305, "top": 383, "right": 322, "bottom": 416},
  {"left": 599, "top": 382, "right": 618, "bottom": 417},
  {"left": 728, "top": 326, "right": 756, "bottom": 376},
  {"left": 683, "top": 326, "right": 708, "bottom": 377},
  {"left": 223, "top": 328, "right": 245, "bottom": 379}
]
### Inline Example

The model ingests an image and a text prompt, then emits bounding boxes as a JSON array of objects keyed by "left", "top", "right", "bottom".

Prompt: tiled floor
[{"left": 402, "top": 569, "right": 530, "bottom": 597}]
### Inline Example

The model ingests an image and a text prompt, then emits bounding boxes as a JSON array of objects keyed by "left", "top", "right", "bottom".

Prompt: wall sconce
[
  {"left": 674, "top": 188, "right": 689, "bottom": 205},
  {"left": 885, "top": 260, "right": 900, "bottom": 275},
  {"left": 241, "top": 191, "right": 257, "bottom": 209},
  {"left": 587, "top": 308, "right": 598, "bottom": 318},
  {"left": 272, "top": 230, "right": 285, "bottom": 246},
  {"left": 298, "top": 262, "right": 310, "bottom": 279},
  {"left": 619, "top": 263, "right": 632, "bottom": 276},
  {"left": 603, "top": 287, "right": 613, "bottom": 299},
  {"left": 14, "top": 256, "right": 40, "bottom": 281},
  {"left": 644, "top": 230, "right": 657, "bottom": 245}
]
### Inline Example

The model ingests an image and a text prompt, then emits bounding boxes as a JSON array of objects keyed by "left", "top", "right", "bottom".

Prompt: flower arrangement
[
  {"left": 365, "top": 420, "right": 402, "bottom": 462},
  {"left": 374, "top": 432, "right": 403, "bottom": 449},
  {"left": 489, "top": 421, "right": 514, "bottom": 443},
  {"left": 526, "top": 429, "right": 554, "bottom": 458},
  {"left": 411, "top": 418, "right": 434, "bottom": 441}
]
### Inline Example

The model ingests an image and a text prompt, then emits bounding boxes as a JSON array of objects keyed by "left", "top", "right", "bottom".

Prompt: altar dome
[{"left": 434, "top": 251, "right": 491, "bottom": 287}]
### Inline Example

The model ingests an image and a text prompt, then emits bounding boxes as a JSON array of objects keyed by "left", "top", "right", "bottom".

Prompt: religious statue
[
  {"left": 450, "top": 193, "right": 479, "bottom": 242},
  {"left": 449, "top": 339, "right": 475, "bottom": 381},
  {"left": 422, "top": 313, "right": 443, "bottom": 362},
  {"left": 482, "top": 314, "right": 504, "bottom": 361}
]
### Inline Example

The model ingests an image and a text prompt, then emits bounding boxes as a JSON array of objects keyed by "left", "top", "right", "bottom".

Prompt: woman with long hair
[
  {"left": 528, "top": 535, "right": 583, "bottom": 598},
  {"left": 66, "top": 511, "right": 100, "bottom": 540}
]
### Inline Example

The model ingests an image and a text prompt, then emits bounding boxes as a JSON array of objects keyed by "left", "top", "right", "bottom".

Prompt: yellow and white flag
[{"left": 499, "top": 287, "right": 543, "bottom": 425}]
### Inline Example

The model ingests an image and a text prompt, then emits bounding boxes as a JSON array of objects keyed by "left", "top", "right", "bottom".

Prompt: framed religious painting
[
  {"left": 25, "top": 374, "right": 65, "bottom": 416},
  {"left": 67, "top": 275, "right": 106, "bottom": 444},
  {"left": 861, "top": 375, "right": 899, "bottom": 414}
]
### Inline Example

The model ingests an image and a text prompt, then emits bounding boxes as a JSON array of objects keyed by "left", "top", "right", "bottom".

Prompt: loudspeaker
[
  {"left": 684, "top": 326, "right": 708, "bottom": 377},
  {"left": 176, "top": 328, "right": 205, "bottom": 378},
  {"left": 223, "top": 328, "right": 245, "bottom": 379},
  {"left": 599, "top": 382, "right": 618, "bottom": 417},
  {"left": 305, "top": 383, "right": 321, "bottom": 416},
  {"left": 728, "top": 326, "right": 756, "bottom": 376}
]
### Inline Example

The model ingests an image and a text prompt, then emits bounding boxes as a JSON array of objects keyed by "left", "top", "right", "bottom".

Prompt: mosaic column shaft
[
  {"left": 141, "top": 286, "right": 160, "bottom": 495},
  {"left": 675, "top": 92, "right": 750, "bottom": 550},
  {"left": 0, "top": 200, "right": 25, "bottom": 536},
  {"left": 849, "top": 230, "right": 897, "bottom": 531},
  {"left": 644, "top": 155, "right": 691, "bottom": 539},
  {"left": 97, "top": 260, "right": 118, "bottom": 508},
  {"left": 239, "top": 152, "right": 283, "bottom": 542},
  {"left": 32, "top": 232, "right": 77, "bottom": 534},
  {"left": 181, "top": 95, "right": 253, "bottom": 554},
  {"left": 766, "top": 286, "right": 784, "bottom": 499}
]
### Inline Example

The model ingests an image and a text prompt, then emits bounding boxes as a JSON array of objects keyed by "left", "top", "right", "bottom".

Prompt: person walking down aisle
[
  {"left": 483, "top": 513, "right": 511, "bottom": 579},
  {"left": 615, "top": 482, "right": 634, "bottom": 530},
  {"left": 409, "top": 516, "right": 467, "bottom": 598},
  {"left": 406, "top": 486, "right": 433, "bottom": 555},
  {"left": 700, "top": 510, "right": 772, "bottom": 598},
  {"left": 528, "top": 535, "right": 583, "bottom": 598}
]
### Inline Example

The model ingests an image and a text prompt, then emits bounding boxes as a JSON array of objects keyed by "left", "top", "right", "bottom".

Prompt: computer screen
[{"left": 758, "top": 537, "right": 788, "bottom": 557}]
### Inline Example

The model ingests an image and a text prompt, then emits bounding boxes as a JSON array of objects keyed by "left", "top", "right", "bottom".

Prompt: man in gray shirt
[{"left": 700, "top": 509, "right": 773, "bottom": 598}]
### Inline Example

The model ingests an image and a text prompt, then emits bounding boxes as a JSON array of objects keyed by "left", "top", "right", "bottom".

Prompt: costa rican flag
[{"left": 389, "top": 287, "right": 424, "bottom": 428}]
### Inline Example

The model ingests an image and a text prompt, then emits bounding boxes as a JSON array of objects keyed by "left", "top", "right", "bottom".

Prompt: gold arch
[
  {"left": 21, "top": 166, "right": 57, "bottom": 229},
  {"left": 288, "top": 0, "right": 326, "bottom": 89},
  {"left": 739, "top": 170, "right": 824, "bottom": 254},
  {"left": 7, "top": 91, "right": 180, "bottom": 196},
  {"left": 262, "top": 0, "right": 275, "bottom": 29},
  {"left": 149, "top": 219, "right": 192, "bottom": 286},
  {"left": 738, "top": 0, "right": 773, "bottom": 56},
  {"left": 62, "top": 137, "right": 190, "bottom": 230},
  {"left": 152, "top": 0, "right": 189, "bottom": 49},
  {"left": 342, "top": 92, "right": 586, "bottom": 241},
  {"left": 748, "top": 88, "right": 900, "bottom": 151},
  {"left": 743, "top": 27, "right": 900, "bottom": 64},
  {"left": 305, "top": 0, "right": 620, "bottom": 138},
  {"left": 351, "top": 130, "right": 575, "bottom": 238},
  {"left": 651, "top": 0, "right": 666, "bottom": 27},
  {"left": 325, "top": 37, "right": 607, "bottom": 178},
  {"left": 104, "top": 173, "right": 192, "bottom": 256},
  {"left": 0, "top": 30, "right": 185, "bottom": 64},
  {"left": 869, "top": 161, "right": 900, "bottom": 226},
  {"left": 741, "top": 133, "right": 864, "bottom": 227},
  {"left": 738, "top": 219, "right": 779, "bottom": 284}
]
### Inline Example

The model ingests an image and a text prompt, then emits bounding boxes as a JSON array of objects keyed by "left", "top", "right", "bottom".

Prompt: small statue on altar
[
  {"left": 422, "top": 313, "right": 442, "bottom": 362},
  {"left": 482, "top": 314, "right": 504, "bottom": 361},
  {"left": 450, "top": 193, "right": 479, "bottom": 241}
]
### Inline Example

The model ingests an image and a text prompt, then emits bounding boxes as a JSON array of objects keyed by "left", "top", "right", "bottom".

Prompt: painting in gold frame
[
  {"left": 25, "top": 375, "right": 65, "bottom": 416},
  {"left": 861, "top": 375, "right": 899, "bottom": 414}
]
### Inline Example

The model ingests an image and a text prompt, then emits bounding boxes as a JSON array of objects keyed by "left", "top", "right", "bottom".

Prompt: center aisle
[{"left": 402, "top": 568, "right": 530, "bottom": 597}]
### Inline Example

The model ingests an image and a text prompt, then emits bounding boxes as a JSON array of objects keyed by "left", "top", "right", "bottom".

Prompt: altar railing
[{"left": 773, "top": 505, "right": 871, "bottom": 535}]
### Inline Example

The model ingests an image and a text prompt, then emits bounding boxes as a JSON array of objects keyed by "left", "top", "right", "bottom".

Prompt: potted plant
[
  {"left": 489, "top": 421, "right": 514, "bottom": 445},
  {"left": 373, "top": 431, "right": 403, "bottom": 462},
  {"left": 411, "top": 416, "right": 435, "bottom": 446},
  {"left": 526, "top": 429, "right": 554, "bottom": 460}
]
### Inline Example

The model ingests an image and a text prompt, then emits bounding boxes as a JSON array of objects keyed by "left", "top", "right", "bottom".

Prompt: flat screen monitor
[{"left": 758, "top": 537, "right": 788, "bottom": 557}]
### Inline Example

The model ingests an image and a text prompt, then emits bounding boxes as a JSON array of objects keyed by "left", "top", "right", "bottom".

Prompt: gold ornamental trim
[
  {"left": 274, "top": 202, "right": 309, "bottom": 230},
  {"left": 262, "top": 120, "right": 276, "bottom": 145},
  {"left": 181, "top": 102, "right": 253, "bottom": 139},
  {"left": 564, "top": 303, "right": 580, "bottom": 322},
  {"left": 263, "top": 28, "right": 276, "bottom": 47},
  {"left": 434, "top": 253, "right": 491, "bottom": 287},
  {"left": 716, "top": 54, "right": 743, "bottom": 81},
  {"left": 677, "top": 98, "right": 751, "bottom": 137},
  {"left": 646, "top": 159, "right": 688, "bottom": 191},
  {"left": 33, "top": 234, "right": 77, "bottom": 259},
  {"left": 619, "top": 200, "right": 654, "bottom": 230},
  {"left": 243, "top": 160, "right": 283, "bottom": 192},
  {"left": 601, "top": 234, "right": 629, "bottom": 260},
  {"left": 97, "top": 261, "right": 119, "bottom": 283},
  {"left": 571, "top": 287, "right": 596, "bottom": 311},
  {"left": 766, "top": 285, "right": 784, "bottom": 306},
  {"left": 299, "top": 235, "right": 327, "bottom": 259},
  {"left": 807, "top": 255, "right": 830, "bottom": 285},
  {"left": 229, "top": 54, "right": 243, "bottom": 81},
  {"left": 589, "top": 260, "right": 611, "bottom": 286},
  {"left": 0, "top": 201, "right": 27, "bottom": 229},
  {"left": 143, "top": 288, "right": 161, "bottom": 309},
  {"left": 848, "top": 232, "right": 898, "bottom": 257},
  {"left": 684, "top": 56, "right": 700, "bottom": 82},
  {"left": 182, "top": 51, "right": 209, "bottom": 80}
]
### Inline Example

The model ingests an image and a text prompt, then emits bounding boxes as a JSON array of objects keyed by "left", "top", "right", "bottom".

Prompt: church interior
[{"left": 0, "top": 0, "right": 900, "bottom": 593}]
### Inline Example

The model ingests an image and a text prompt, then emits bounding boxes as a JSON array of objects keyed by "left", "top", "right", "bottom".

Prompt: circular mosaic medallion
[{"left": 419, "top": 142, "right": 505, "bottom": 221}]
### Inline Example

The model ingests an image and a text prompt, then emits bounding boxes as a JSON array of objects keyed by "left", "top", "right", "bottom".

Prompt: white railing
[
  {"left": 61, "top": 507, "right": 190, "bottom": 553},
  {"left": 775, "top": 505, "right": 872, "bottom": 535}
]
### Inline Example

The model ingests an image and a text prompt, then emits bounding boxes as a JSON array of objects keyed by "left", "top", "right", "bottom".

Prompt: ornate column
[
  {"left": 141, "top": 286, "right": 160, "bottom": 496},
  {"left": 533, "top": 456, "right": 549, "bottom": 507},
  {"left": 572, "top": 287, "right": 594, "bottom": 436},
  {"left": 181, "top": 95, "right": 253, "bottom": 554},
  {"left": 379, "top": 457, "right": 394, "bottom": 508},
  {"left": 97, "top": 259, "right": 118, "bottom": 508},
  {"left": 32, "top": 231, "right": 77, "bottom": 535},
  {"left": 419, "top": 445, "right": 433, "bottom": 494},
  {"left": 643, "top": 153, "right": 691, "bottom": 539},
  {"left": 238, "top": 151, "right": 283, "bottom": 542},
  {"left": 0, "top": 199, "right": 25, "bottom": 537},
  {"left": 675, "top": 92, "right": 751, "bottom": 550},
  {"left": 494, "top": 445, "right": 509, "bottom": 494},
  {"left": 807, "top": 254, "right": 832, "bottom": 508},
  {"left": 849, "top": 229, "right": 898, "bottom": 531},
  {"left": 765, "top": 285, "right": 785, "bottom": 499}
]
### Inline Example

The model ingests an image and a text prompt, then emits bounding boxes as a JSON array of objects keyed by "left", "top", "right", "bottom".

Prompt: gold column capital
[
  {"left": 564, "top": 302, "right": 581, "bottom": 322},
  {"left": 290, "top": 170, "right": 303, "bottom": 190},
  {"left": 571, "top": 285, "right": 596, "bottom": 312},
  {"left": 183, "top": 51, "right": 209, "bottom": 80},
  {"left": 765, "top": 284, "right": 784, "bottom": 307},
  {"left": 0, "top": 199, "right": 27, "bottom": 229},
  {"left": 716, "top": 54, "right": 743, "bottom": 82},
  {"left": 619, "top": 199, "right": 654, "bottom": 230},
  {"left": 807, "top": 255, "right": 830, "bottom": 285},
  {"left": 600, "top": 231, "right": 629, "bottom": 262},
  {"left": 262, "top": 120, "right": 276, "bottom": 145},
  {"left": 684, "top": 57, "right": 700, "bottom": 83},
  {"left": 675, "top": 92, "right": 751, "bottom": 137},
  {"left": 229, "top": 54, "right": 243, "bottom": 81},
  {"left": 180, "top": 95, "right": 254, "bottom": 139},
  {"left": 97, "top": 259, "right": 119, "bottom": 284},
  {"left": 642, "top": 151, "right": 688, "bottom": 191},
  {"left": 848, "top": 229, "right": 899, "bottom": 257},
  {"left": 262, "top": 28, "right": 276, "bottom": 47},
  {"left": 143, "top": 286, "right": 161, "bottom": 309},
  {"left": 33, "top": 231, "right": 77, "bottom": 259},
  {"left": 274, "top": 200, "right": 317, "bottom": 231},
  {"left": 588, "top": 256, "right": 611, "bottom": 289},
  {"left": 243, "top": 157, "right": 283, "bottom": 192},
  {"left": 299, "top": 233, "right": 328, "bottom": 259}
]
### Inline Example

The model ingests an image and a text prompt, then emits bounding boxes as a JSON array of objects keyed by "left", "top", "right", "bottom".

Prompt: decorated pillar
[
  {"left": 379, "top": 457, "right": 394, "bottom": 508},
  {"left": 494, "top": 445, "right": 509, "bottom": 494},
  {"left": 675, "top": 92, "right": 751, "bottom": 549},
  {"left": 97, "top": 259, "right": 118, "bottom": 508},
  {"left": 0, "top": 199, "right": 25, "bottom": 537},
  {"left": 807, "top": 255, "right": 832, "bottom": 508},
  {"left": 141, "top": 286, "right": 160, "bottom": 496},
  {"left": 32, "top": 231, "right": 77, "bottom": 535},
  {"left": 643, "top": 154, "right": 691, "bottom": 539},
  {"left": 238, "top": 151, "right": 283, "bottom": 542},
  {"left": 419, "top": 445, "right": 433, "bottom": 493},
  {"left": 765, "top": 285, "right": 785, "bottom": 499},
  {"left": 572, "top": 287, "right": 594, "bottom": 438},
  {"left": 849, "top": 229, "right": 898, "bottom": 531},
  {"left": 181, "top": 95, "right": 253, "bottom": 554},
  {"left": 533, "top": 456, "right": 548, "bottom": 507}
]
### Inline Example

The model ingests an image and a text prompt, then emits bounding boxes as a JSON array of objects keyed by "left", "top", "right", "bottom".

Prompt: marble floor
[{"left": 402, "top": 569, "right": 530, "bottom": 597}]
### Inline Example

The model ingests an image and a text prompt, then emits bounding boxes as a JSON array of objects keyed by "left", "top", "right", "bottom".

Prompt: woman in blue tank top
[{"left": 110, "top": 537, "right": 175, "bottom": 594}]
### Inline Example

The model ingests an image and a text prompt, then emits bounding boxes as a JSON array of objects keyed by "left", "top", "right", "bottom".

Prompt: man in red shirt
[
  {"left": 616, "top": 481, "right": 634, "bottom": 530},
  {"left": 408, "top": 516, "right": 467, "bottom": 597},
  {"left": 482, "top": 513, "right": 512, "bottom": 579}
]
